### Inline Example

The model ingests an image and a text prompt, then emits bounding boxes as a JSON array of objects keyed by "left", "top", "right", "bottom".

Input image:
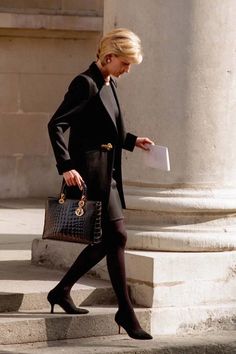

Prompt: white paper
[{"left": 143, "top": 144, "right": 170, "bottom": 171}]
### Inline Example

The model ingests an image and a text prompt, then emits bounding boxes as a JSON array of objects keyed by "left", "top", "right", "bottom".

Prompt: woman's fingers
[
  {"left": 135, "top": 137, "right": 155, "bottom": 150},
  {"left": 74, "top": 173, "right": 84, "bottom": 190},
  {"left": 63, "top": 170, "right": 84, "bottom": 188}
]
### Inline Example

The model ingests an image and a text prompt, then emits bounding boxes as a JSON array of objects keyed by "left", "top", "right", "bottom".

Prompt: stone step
[
  {"left": 32, "top": 239, "right": 236, "bottom": 308},
  {"left": 0, "top": 307, "right": 151, "bottom": 345},
  {"left": 0, "top": 332, "right": 236, "bottom": 354},
  {"left": 32, "top": 239, "right": 236, "bottom": 336},
  {"left": 0, "top": 286, "right": 116, "bottom": 313},
  {"left": 0, "top": 260, "right": 116, "bottom": 312}
]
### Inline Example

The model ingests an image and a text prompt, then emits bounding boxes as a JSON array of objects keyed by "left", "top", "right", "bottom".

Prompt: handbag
[{"left": 42, "top": 182, "right": 102, "bottom": 244}]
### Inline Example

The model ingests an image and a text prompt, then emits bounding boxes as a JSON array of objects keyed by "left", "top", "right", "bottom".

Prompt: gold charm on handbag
[
  {"left": 75, "top": 195, "right": 86, "bottom": 217},
  {"left": 58, "top": 193, "right": 65, "bottom": 204},
  {"left": 75, "top": 207, "right": 84, "bottom": 217}
]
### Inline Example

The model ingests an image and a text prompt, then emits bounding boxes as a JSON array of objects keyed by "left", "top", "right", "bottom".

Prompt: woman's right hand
[{"left": 63, "top": 169, "right": 84, "bottom": 189}]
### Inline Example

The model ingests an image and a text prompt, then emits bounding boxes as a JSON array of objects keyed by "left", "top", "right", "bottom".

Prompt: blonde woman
[{"left": 47, "top": 28, "right": 153, "bottom": 340}]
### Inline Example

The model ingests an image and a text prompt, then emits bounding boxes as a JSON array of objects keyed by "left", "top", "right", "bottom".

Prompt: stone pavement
[
  {"left": 0, "top": 199, "right": 236, "bottom": 353},
  {"left": 0, "top": 332, "right": 236, "bottom": 354},
  {"left": 0, "top": 198, "right": 45, "bottom": 261}
]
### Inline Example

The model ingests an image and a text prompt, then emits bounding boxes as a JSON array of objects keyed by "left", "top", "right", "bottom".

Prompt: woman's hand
[
  {"left": 63, "top": 169, "right": 84, "bottom": 189},
  {"left": 135, "top": 137, "right": 155, "bottom": 150}
]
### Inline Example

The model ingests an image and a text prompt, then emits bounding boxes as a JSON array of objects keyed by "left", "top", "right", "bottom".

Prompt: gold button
[{"left": 101, "top": 143, "right": 113, "bottom": 151}]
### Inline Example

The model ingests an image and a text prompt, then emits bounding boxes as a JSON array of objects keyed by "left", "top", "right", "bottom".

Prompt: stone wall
[
  {"left": 0, "top": 0, "right": 103, "bottom": 198},
  {"left": 0, "top": 0, "right": 103, "bottom": 15}
]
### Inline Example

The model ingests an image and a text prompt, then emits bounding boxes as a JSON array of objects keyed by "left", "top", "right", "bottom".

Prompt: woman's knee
[
  {"left": 105, "top": 219, "right": 127, "bottom": 249},
  {"left": 114, "top": 227, "right": 127, "bottom": 248}
]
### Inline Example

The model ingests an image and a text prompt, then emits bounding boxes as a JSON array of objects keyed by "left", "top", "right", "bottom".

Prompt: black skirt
[{"left": 107, "top": 179, "right": 124, "bottom": 221}]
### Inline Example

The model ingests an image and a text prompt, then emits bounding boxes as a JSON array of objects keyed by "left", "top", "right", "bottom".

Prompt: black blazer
[{"left": 48, "top": 62, "right": 137, "bottom": 208}]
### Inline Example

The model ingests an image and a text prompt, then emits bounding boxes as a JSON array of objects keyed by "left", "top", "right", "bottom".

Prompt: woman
[{"left": 47, "top": 28, "right": 153, "bottom": 340}]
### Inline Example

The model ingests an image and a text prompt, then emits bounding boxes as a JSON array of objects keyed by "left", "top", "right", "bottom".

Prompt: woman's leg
[
  {"left": 104, "top": 219, "right": 132, "bottom": 310},
  {"left": 52, "top": 241, "right": 107, "bottom": 294},
  {"left": 104, "top": 219, "right": 152, "bottom": 339},
  {"left": 47, "top": 241, "right": 107, "bottom": 313}
]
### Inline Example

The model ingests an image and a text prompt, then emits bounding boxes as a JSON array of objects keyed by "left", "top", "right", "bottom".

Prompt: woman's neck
[{"left": 96, "top": 60, "right": 110, "bottom": 85}]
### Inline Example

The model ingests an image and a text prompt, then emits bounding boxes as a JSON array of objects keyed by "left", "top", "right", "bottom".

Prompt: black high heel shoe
[
  {"left": 47, "top": 289, "right": 89, "bottom": 315},
  {"left": 115, "top": 310, "right": 153, "bottom": 340}
]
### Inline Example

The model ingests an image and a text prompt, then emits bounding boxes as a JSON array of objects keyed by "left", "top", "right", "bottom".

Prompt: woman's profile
[{"left": 47, "top": 28, "right": 153, "bottom": 340}]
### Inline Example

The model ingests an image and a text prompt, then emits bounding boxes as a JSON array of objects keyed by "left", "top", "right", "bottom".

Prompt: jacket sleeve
[
  {"left": 118, "top": 109, "right": 137, "bottom": 152},
  {"left": 122, "top": 132, "right": 137, "bottom": 151},
  {"left": 48, "top": 75, "right": 95, "bottom": 174}
]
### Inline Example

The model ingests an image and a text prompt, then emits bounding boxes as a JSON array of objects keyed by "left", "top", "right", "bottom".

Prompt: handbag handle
[{"left": 58, "top": 181, "right": 87, "bottom": 205}]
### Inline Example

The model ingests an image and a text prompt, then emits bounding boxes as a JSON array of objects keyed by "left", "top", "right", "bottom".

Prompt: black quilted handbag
[{"left": 42, "top": 183, "right": 102, "bottom": 244}]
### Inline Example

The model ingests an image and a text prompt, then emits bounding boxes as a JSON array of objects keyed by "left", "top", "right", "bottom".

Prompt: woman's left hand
[{"left": 135, "top": 137, "right": 155, "bottom": 150}]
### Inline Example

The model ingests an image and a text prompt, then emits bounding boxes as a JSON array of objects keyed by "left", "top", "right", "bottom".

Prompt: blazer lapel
[
  {"left": 110, "top": 79, "right": 122, "bottom": 119},
  {"left": 99, "top": 84, "right": 118, "bottom": 132},
  {"left": 110, "top": 79, "right": 125, "bottom": 136},
  {"left": 85, "top": 63, "right": 120, "bottom": 133}
]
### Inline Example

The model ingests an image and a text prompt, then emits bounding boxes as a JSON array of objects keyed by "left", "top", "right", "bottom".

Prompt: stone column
[
  {"left": 103, "top": 0, "right": 236, "bottom": 334},
  {"left": 103, "top": 0, "right": 236, "bottom": 250}
]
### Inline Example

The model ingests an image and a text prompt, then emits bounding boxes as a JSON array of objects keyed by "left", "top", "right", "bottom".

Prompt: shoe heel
[
  {"left": 118, "top": 325, "right": 121, "bottom": 334},
  {"left": 48, "top": 301, "right": 54, "bottom": 314},
  {"left": 115, "top": 310, "right": 153, "bottom": 340},
  {"left": 51, "top": 303, "right": 54, "bottom": 314}
]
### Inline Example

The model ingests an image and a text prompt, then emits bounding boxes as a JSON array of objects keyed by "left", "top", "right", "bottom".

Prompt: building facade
[{"left": 1, "top": 0, "right": 236, "bottom": 334}]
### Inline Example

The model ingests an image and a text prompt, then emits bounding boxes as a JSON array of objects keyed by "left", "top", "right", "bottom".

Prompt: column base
[{"left": 124, "top": 185, "right": 236, "bottom": 251}]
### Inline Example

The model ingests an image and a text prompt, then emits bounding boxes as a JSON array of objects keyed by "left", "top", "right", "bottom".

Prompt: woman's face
[{"left": 107, "top": 55, "right": 132, "bottom": 77}]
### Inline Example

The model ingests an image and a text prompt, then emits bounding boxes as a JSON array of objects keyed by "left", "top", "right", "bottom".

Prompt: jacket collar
[
  {"left": 88, "top": 62, "right": 117, "bottom": 89},
  {"left": 88, "top": 62, "right": 105, "bottom": 89}
]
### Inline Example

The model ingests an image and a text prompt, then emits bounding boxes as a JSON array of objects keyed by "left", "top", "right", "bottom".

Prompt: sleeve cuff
[
  {"left": 123, "top": 133, "right": 137, "bottom": 152},
  {"left": 56, "top": 159, "right": 74, "bottom": 175}
]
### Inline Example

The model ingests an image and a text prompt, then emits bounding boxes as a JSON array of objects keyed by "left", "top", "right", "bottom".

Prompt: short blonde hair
[{"left": 97, "top": 28, "right": 143, "bottom": 65}]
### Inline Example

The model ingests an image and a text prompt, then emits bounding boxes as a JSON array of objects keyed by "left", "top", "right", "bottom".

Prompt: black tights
[{"left": 54, "top": 219, "right": 133, "bottom": 313}]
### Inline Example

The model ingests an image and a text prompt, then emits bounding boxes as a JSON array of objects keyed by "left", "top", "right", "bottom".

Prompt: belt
[{"left": 79, "top": 142, "right": 113, "bottom": 152}]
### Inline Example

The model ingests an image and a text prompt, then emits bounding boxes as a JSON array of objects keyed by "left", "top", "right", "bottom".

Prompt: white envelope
[{"left": 143, "top": 144, "right": 170, "bottom": 171}]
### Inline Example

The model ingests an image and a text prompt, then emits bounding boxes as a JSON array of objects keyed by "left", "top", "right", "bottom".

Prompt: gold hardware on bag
[
  {"left": 79, "top": 200, "right": 85, "bottom": 207},
  {"left": 58, "top": 193, "right": 65, "bottom": 204},
  {"left": 75, "top": 207, "right": 84, "bottom": 217},
  {"left": 101, "top": 143, "right": 113, "bottom": 151},
  {"left": 58, "top": 186, "right": 87, "bottom": 216},
  {"left": 75, "top": 195, "right": 86, "bottom": 217}
]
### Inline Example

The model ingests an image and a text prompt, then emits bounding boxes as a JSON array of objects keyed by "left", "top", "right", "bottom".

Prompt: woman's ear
[{"left": 106, "top": 55, "right": 112, "bottom": 64}]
